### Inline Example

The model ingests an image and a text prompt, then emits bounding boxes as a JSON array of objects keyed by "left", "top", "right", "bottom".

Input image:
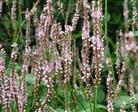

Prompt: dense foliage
[{"left": 0, "top": 0, "right": 138, "bottom": 112}]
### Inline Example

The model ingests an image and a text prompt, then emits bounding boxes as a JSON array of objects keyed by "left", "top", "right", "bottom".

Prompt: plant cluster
[{"left": 0, "top": 0, "right": 138, "bottom": 112}]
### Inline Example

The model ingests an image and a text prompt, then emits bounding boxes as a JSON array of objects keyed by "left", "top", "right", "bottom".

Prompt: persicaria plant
[{"left": 0, "top": 0, "right": 138, "bottom": 112}]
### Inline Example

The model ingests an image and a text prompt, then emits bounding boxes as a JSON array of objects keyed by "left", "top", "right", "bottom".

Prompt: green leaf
[
  {"left": 135, "top": 93, "right": 138, "bottom": 103},
  {"left": 135, "top": 30, "right": 138, "bottom": 37},
  {"left": 97, "top": 104, "right": 107, "bottom": 110},
  {"left": 26, "top": 74, "right": 35, "bottom": 84},
  {"left": 56, "top": 108, "right": 65, "bottom": 112},
  {"left": 27, "top": 85, "right": 34, "bottom": 97},
  {"left": 114, "top": 96, "right": 131, "bottom": 109},
  {"left": 97, "top": 89, "right": 105, "bottom": 103},
  {"left": 73, "top": 31, "right": 81, "bottom": 39}
]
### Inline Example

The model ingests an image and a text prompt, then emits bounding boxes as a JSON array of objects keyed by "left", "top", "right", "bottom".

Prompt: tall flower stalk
[
  {"left": 72, "top": 0, "right": 80, "bottom": 30},
  {"left": 91, "top": 0, "right": 104, "bottom": 111},
  {"left": 10, "top": 43, "right": 21, "bottom": 112},
  {"left": 33, "top": 49, "right": 41, "bottom": 110},
  {"left": 123, "top": 0, "right": 129, "bottom": 33},
  {"left": 132, "top": 0, "right": 137, "bottom": 30},
  {"left": 129, "top": 75, "right": 137, "bottom": 112},
  {"left": 0, "top": 48, "right": 10, "bottom": 112},
  {"left": 11, "top": 0, "right": 17, "bottom": 28},
  {"left": 106, "top": 59, "right": 114, "bottom": 112},
  {"left": 81, "top": 0, "right": 91, "bottom": 98},
  {"left": 20, "top": 9, "right": 31, "bottom": 112}
]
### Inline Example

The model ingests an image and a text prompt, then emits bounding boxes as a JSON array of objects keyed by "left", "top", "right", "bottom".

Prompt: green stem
[
  {"left": 54, "top": 94, "right": 64, "bottom": 105},
  {"left": 89, "top": 98, "right": 92, "bottom": 112},
  {"left": 104, "top": 0, "right": 107, "bottom": 40},
  {"left": 72, "top": 38, "right": 78, "bottom": 112},
  {"left": 93, "top": 86, "right": 98, "bottom": 112},
  {"left": 65, "top": 0, "right": 71, "bottom": 25},
  {"left": 104, "top": 0, "right": 116, "bottom": 87},
  {"left": 64, "top": 83, "right": 70, "bottom": 112},
  {"left": 7, "top": 4, "right": 25, "bottom": 73},
  {"left": 47, "top": 106, "right": 56, "bottom": 112}
]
